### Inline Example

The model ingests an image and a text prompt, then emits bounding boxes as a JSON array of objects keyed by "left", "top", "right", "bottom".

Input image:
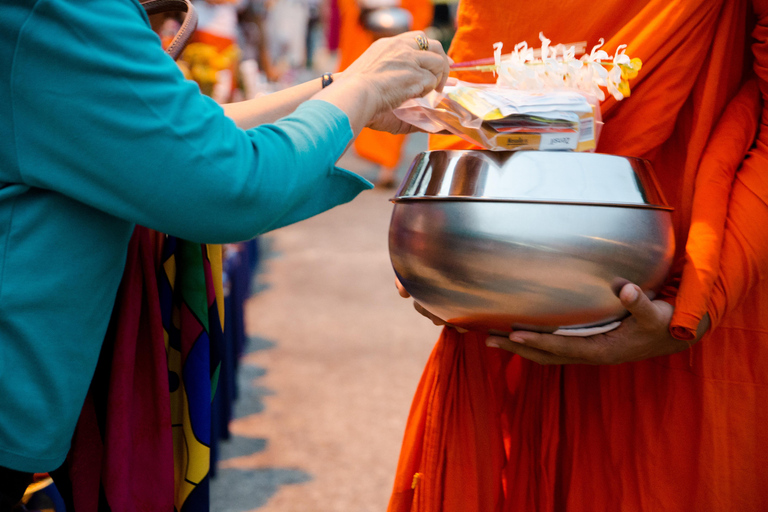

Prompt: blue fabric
[
  {"left": 210, "top": 243, "right": 254, "bottom": 476},
  {"left": 0, "top": 0, "right": 371, "bottom": 472}
]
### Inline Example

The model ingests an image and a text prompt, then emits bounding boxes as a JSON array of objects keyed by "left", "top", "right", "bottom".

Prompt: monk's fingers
[
  {"left": 485, "top": 335, "right": 587, "bottom": 365},
  {"left": 395, "top": 277, "right": 410, "bottom": 298},
  {"left": 412, "top": 302, "right": 467, "bottom": 332},
  {"left": 502, "top": 330, "right": 618, "bottom": 364},
  {"left": 413, "top": 301, "right": 446, "bottom": 326},
  {"left": 618, "top": 283, "right": 661, "bottom": 327}
]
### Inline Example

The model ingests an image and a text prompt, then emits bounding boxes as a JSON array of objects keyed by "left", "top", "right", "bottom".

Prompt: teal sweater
[{"left": 0, "top": 0, "right": 371, "bottom": 471}]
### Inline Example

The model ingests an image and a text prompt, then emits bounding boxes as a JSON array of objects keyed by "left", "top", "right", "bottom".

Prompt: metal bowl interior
[
  {"left": 389, "top": 150, "right": 675, "bottom": 333},
  {"left": 394, "top": 150, "right": 670, "bottom": 208}
]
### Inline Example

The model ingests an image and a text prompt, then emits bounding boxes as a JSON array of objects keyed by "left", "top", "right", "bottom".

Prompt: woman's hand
[
  {"left": 315, "top": 31, "right": 450, "bottom": 136},
  {"left": 366, "top": 111, "right": 423, "bottom": 135},
  {"left": 485, "top": 283, "right": 709, "bottom": 365},
  {"left": 343, "top": 31, "right": 451, "bottom": 110}
]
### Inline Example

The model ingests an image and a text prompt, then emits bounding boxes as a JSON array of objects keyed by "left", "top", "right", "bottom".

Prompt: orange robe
[
  {"left": 336, "top": 0, "right": 433, "bottom": 169},
  {"left": 389, "top": 1, "right": 768, "bottom": 510}
]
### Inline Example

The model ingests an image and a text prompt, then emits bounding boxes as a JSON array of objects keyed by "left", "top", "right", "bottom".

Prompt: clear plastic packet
[
  {"left": 394, "top": 82, "right": 602, "bottom": 152},
  {"left": 394, "top": 35, "right": 641, "bottom": 151}
]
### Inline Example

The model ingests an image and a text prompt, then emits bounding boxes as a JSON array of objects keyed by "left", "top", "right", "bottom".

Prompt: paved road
[{"left": 211, "top": 141, "right": 442, "bottom": 512}]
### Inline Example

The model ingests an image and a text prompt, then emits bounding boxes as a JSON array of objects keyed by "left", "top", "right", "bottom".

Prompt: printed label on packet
[
  {"left": 539, "top": 132, "right": 579, "bottom": 150},
  {"left": 498, "top": 133, "right": 541, "bottom": 150}
]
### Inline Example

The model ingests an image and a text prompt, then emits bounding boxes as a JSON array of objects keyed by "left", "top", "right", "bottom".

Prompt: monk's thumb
[
  {"left": 395, "top": 277, "right": 410, "bottom": 298},
  {"left": 619, "top": 283, "right": 656, "bottom": 325}
]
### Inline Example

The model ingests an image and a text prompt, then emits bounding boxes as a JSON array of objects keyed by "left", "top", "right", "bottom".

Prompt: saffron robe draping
[{"left": 389, "top": 1, "right": 768, "bottom": 510}]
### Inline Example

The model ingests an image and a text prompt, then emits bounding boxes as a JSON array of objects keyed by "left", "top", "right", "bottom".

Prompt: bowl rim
[
  {"left": 390, "top": 196, "right": 674, "bottom": 211},
  {"left": 392, "top": 150, "right": 673, "bottom": 210}
]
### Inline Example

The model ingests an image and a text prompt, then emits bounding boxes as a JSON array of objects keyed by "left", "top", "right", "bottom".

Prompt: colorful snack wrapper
[{"left": 394, "top": 35, "right": 640, "bottom": 152}]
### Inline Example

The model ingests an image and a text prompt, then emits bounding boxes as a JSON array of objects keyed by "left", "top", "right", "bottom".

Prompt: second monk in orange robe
[{"left": 336, "top": 0, "right": 433, "bottom": 180}]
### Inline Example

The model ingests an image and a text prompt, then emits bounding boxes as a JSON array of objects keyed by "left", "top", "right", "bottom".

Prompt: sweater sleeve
[{"left": 10, "top": 0, "right": 371, "bottom": 244}]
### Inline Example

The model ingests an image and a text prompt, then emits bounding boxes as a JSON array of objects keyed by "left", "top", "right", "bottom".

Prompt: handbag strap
[{"left": 141, "top": 0, "right": 198, "bottom": 61}]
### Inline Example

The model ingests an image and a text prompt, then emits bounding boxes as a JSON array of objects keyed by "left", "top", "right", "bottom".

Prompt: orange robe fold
[
  {"left": 390, "top": 1, "right": 768, "bottom": 511},
  {"left": 672, "top": 79, "right": 760, "bottom": 339},
  {"left": 336, "top": 0, "right": 433, "bottom": 169}
]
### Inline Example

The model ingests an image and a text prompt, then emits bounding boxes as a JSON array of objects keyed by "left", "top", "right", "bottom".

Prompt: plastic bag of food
[
  {"left": 395, "top": 82, "right": 600, "bottom": 151},
  {"left": 394, "top": 35, "right": 641, "bottom": 151}
]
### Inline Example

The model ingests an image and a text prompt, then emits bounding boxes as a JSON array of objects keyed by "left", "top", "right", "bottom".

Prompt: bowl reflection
[{"left": 389, "top": 150, "right": 675, "bottom": 333}]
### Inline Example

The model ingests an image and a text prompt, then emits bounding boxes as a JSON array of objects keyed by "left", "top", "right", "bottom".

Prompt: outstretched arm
[
  {"left": 222, "top": 31, "right": 451, "bottom": 135},
  {"left": 222, "top": 76, "right": 337, "bottom": 129}
]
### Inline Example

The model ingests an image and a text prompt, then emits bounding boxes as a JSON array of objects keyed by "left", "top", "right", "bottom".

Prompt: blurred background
[{"left": 173, "top": 1, "right": 457, "bottom": 511}]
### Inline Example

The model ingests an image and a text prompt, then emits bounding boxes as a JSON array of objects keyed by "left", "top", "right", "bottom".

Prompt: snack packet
[
  {"left": 396, "top": 82, "right": 600, "bottom": 151},
  {"left": 394, "top": 36, "right": 641, "bottom": 152},
  {"left": 399, "top": 82, "right": 600, "bottom": 151}
]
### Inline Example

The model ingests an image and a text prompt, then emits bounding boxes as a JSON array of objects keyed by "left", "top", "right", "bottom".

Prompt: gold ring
[{"left": 415, "top": 35, "right": 429, "bottom": 51}]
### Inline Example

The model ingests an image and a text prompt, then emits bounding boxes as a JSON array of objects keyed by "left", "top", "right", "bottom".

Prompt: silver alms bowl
[{"left": 389, "top": 150, "right": 675, "bottom": 333}]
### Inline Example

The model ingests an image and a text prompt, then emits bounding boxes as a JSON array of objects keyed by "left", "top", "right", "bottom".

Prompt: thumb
[
  {"left": 619, "top": 283, "right": 657, "bottom": 326},
  {"left": 395, "top": 277, "right": 410, "bottom": 298}
]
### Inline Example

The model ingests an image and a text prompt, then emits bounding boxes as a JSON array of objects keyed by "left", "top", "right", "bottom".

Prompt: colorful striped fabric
[
  {"left": 159, "top": 236, "right": 224, "bottom": 512},
  {"left": 62, "top": 228, "right": 225, "bottom": 512}
]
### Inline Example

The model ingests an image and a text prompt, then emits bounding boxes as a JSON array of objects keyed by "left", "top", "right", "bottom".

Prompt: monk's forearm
[{"left": 707, "top": 165, "right": 768, "bottom": 328}]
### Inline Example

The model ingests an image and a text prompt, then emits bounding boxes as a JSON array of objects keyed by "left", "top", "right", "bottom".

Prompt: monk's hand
[
  {"left": 484, "top": 283, "right": 699, "bottom": 365},
  {"left": 395, "top": 277, "right": 468, "bottom": 332}
]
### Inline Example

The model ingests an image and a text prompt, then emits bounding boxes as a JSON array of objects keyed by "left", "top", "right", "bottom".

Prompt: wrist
[{"left": 314, "top": 73, "right": 378, "bottom": 136}]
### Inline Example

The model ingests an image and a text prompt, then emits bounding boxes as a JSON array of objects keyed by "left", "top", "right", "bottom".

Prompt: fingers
[
  {"left": 395, "top": 277, "right": 410, "bottom": 298},
  {"left": 502, "top": 329, "right": 608, "bottom": 362},
  {"left": 485, "top": 335, "right": 586, "bottom": 365},
  {"left": 413, "top": 51, "right": 450, "bottom": 94},
  {"left": 482, "top": 285, "right": 679, "bottom": 365},
  {"left": 346, "top": 31, "right": 451, "bottom": 119},
  {"left": 415, "top": 35, "right": 451, "bottom": 92},
  {"left": 413, "top": 301, "right": 445, "bottom": 326},
  {"left": 435, "top": 54, "right": 451, "bottom": 92},
  {"left": 402, "top": 31, "right": 441, "bottom": 54},
  {"left": 401, "top": 31, "right": 451, "bottom": 93},
  {"left": 618, "top": 283, "right": 659, "bottom": 327},
  {"left": 412, "top": 302, "right": 468, "bottom": 332}
]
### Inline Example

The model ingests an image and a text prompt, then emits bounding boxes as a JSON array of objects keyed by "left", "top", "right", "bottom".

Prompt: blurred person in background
[
  {"left": 189, "top": 0, "right": 247, "bottom": 102},
  {"left": 238, "top": 0, "right": 284, "bottom": 85},
  {"left": 265, "top": 0, "right": 314, "bottom": 76},
  {"left": 336, "top": 0, "right": 434, "bottom": 187}
]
